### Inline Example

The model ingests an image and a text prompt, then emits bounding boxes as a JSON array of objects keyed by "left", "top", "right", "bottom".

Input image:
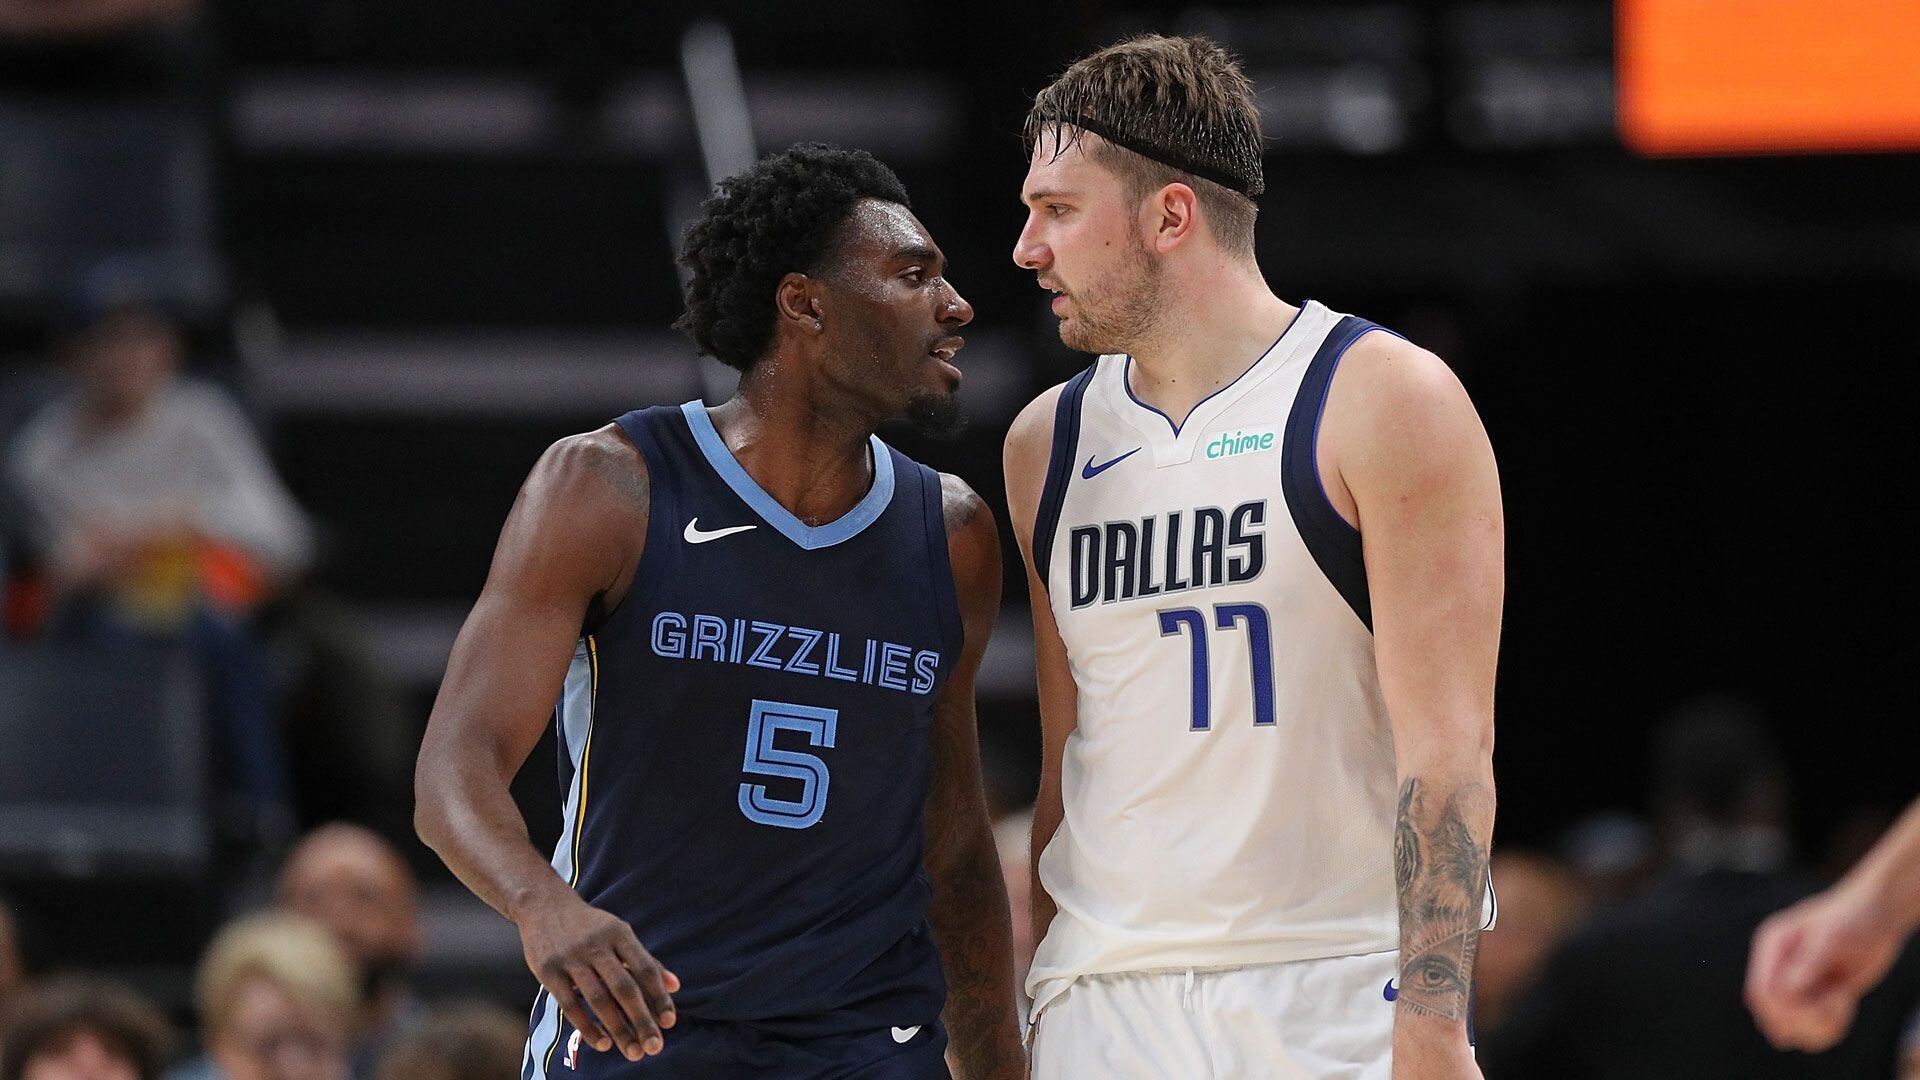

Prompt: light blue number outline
[{"left": 737, "top": 699, "right": 838, "bottom": 829}]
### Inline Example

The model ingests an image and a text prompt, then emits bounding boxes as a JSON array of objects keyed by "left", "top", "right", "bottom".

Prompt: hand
[
  {"left": 1747, "top": 882, "right": 1902, "bottom": 1051},
  {"left": 514, "top": 888, "right": 679, "bottom": 1061}
]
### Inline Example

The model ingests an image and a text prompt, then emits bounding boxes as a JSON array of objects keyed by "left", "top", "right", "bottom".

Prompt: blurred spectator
[
  {"left": 0, "top": 975, "right": 171, "bottom": 1080},
  {"left": 0, "top": 896, "right": 26, "bottom": 1015},
  {"left": 1477, "top": 697, "right": 1920, "bottom": 1079},
  {"left": 168, "top": 914, "right": 355, "bottom": 1080},
  {"left": 273, "top": 826, "right": 423, "bottom": 1078},
  {"left": 1472, "top": 849, "right": 1588, "bottom": 1035},
  {"left": 5, "top": 299, "right": 312, "bottom": 838},
  {"left": 1556, "top": 809, "right": 1656, "bottom": 910},
  {"left": 368, "top": 1001, "right": 523, "bottom": 1080}
]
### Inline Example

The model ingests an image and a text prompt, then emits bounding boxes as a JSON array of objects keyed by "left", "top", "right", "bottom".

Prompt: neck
[
  {"left": 711, "top": 363, "right": 878, "bottom": 526},
  {"left": 1122, "top": 258, "right": 1297, "bottom": 430}
]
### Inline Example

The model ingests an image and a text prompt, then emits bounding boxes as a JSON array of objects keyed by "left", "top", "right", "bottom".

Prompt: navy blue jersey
[{"left": 522, "top": 402, "right": 963, "bottom": 1077}]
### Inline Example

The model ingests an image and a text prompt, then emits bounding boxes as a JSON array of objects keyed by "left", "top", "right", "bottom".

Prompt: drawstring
[{"left": 1181, "top": 968, "right": 1195, "bottom": 1010}]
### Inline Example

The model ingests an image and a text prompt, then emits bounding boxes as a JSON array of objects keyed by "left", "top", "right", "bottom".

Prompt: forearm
[
  {"left": 415, "top": 753, "right": 572, "bottom": 924},
  {"left": 928, "top": 832, "right": 1024, "bottom": 1079},
  {"left": 1392, "top": 754, "right": 1495, "bottom": 1052},
  {"left": 1845, "top": 798, "right": 1920, "bottom": 932}
]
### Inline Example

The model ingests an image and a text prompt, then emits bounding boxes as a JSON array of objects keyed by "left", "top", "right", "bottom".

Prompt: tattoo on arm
[
  {"left": 924, "top": 692, "right": 1021, "bottom": 1077},
  {"left": 1394, "top": 777, "right": 1494, "bottom": 1023},
  {"left": 586, "top": 445, "right": 649, "bottom": 513}
]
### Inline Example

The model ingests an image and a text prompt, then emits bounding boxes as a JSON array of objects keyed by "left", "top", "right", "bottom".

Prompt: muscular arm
[
  {"left": 923, "top": 474, "right": 1024, "bottom": 1080},
  {"left": 1324, "top": 335, "right": 1502, "bottom": 1078},
  {"left": 414, "top": 425, "right": 675, "bottom": 1062},
  {"left": 1003, "top": 387, "right": 1078, "bottom": 971}
]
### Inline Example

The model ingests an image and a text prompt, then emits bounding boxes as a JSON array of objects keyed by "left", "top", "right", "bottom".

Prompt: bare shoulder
[
  {"left": 1331, "top": 332, "right": 1483, "bottom": 439},
  {"left": 1323, "top": 332, "right": 1498, "bottom": 510},
  {"left": 528, "top": 423, "right": 650, "bottom": 516},
  {"left": 1003, "top": 383, "right": 1067, "bottom": 472},
  {"left": 1002, "top": 382, "right": 1070, "bottom": 541},
  {"left": 939, "top": 471, "right": 999, "bottom": 559},
  {"left": 937, "top": 472, "right": 1003, "bottom": 645}
]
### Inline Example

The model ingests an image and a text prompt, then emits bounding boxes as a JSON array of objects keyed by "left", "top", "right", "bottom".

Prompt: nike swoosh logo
[
  {"left": 890, "top": 1025, "right": 921, "bottom": 1044},
  {"left": 1081, "top": 447, "right": 1141, "bottom": 479},
  {"left": 683, "top": 517, "right": 758, "bottom": 544},
  {"left": 1383, "top": 979, "right": 1399, "bottom": 1002}
]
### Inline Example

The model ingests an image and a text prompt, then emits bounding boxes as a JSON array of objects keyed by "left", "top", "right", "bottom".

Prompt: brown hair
[
  {"left": 1026, "top": 34, "right": 1264, "bottom": 255},
  {"left": 0, "top": 976, "right": 172, "bottom": 1080}
]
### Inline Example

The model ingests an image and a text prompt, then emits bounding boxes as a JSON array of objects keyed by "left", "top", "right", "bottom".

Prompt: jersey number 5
[
  {"left": 1156, "top": 603, "right": 1275, "bottom": 730},
  {"left": 738, "top": 699, "right": 838, "bottom": 829}
]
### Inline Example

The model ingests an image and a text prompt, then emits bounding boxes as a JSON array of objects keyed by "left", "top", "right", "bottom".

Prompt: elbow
[{"left": 412, "top": 753, "right": 451, "bottom": 854}]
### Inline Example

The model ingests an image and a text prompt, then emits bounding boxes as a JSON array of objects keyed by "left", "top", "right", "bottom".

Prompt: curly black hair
[{"left": 674, "top": 143, "right": 912, "bottom": 372}]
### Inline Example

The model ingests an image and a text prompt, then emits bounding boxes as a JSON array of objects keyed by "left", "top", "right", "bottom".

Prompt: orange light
[{"left": 1618, "top": 0, "right": 1920, "bottom": 155}]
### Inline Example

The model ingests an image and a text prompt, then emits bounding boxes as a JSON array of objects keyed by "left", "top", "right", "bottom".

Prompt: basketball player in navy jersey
[
  {"left": 1003, "top": 37, "right": 1501, "bottom": 1079},
  {"left": 415, "top": 143, "right": 1024, "bottom": 1080}
]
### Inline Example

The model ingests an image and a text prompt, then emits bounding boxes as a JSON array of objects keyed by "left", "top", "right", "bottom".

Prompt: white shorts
[{"left": 1029, "top": 951, "right": 1398, "bottom": 1080}]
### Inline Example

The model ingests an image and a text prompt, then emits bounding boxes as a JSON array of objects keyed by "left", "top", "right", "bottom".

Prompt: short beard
[
  {"left": 1059, "top": 236, "right": 1165, "bottom": 355},
  {"left": 906, "top": 390, "right": 965, "bottom": 439}
]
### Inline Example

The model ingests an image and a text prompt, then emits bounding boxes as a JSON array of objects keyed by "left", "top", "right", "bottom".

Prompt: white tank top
[{"left": 1027, "top": 300, "right": 1407, "bottom": 1011}]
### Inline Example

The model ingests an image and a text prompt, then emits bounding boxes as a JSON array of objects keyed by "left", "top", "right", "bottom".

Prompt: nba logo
[{"left": 563, "top": 1029, "right": 582, "bottom": 1069}]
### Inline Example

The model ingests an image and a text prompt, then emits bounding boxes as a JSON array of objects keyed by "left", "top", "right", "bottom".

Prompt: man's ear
[
  {"left": 1149, "top": 182, "right": 1198, "bottom": 253},
  {"left": 775, "top": 272, "right": 826, "bottom": 332}
]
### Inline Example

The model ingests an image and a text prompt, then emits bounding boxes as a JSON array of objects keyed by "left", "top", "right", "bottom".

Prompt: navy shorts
[{"left": 534, "top": 1017, "right": 951, "bottom": 1079}]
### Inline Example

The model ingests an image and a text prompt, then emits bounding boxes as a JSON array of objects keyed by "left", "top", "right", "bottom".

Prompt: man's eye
[
  {"left": 903, "top": 270, "right": 925, "bottom": 283},
  {"left": 1048, "top": 205, "right": 1068, "bottom": 218}
]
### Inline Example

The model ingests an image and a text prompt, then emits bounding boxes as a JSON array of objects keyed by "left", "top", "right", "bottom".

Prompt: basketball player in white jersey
[{"left": 1003, "top": 36, "right": 1502, "bottom": 1079}]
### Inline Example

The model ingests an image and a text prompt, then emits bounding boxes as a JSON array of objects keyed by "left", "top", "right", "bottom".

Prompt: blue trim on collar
[
  {"left": 1122, "top": 301, "right": 1312, "bottom": 436},
  {"left": 679, "top": 400, "right": 894, "bottom": 550}
]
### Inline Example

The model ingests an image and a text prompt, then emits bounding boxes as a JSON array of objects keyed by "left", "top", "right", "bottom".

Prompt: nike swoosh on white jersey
[
  {"left": 890, "top": 1026, "right": 921, "bottom": 1044},
  {"left": 683, "top": 518, "right": 758, "bottom": 544}
]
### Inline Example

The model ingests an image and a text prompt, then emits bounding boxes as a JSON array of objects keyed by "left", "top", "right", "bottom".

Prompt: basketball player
[
  {"left": 415, "top": 143, "right": 1024, "bottom": 1079},
  {"left": 1003, "top": 37, "right": 1502, "bottom": 1078}
]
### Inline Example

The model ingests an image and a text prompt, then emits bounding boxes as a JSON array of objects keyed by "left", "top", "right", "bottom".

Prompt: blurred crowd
[{"left": 0, "top": 823, "right": 523, "bottom": 1080}]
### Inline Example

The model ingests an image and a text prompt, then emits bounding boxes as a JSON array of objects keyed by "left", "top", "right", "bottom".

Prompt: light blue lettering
[
  {"left": 650, "top": 612, "right": 687, "bottom": 658},
  {"left": 877, "top": 642, "right": 911, "bottom": 691},
  {"left": 691, "top": 614, "right": 727, "bottom": 662},
  {"left": 746, "top": 621, "right": 786, "bottom": 669},
  {"left": 823, "top": 633, "right": 860, "bottom": 681},
  {"left": 910, "top": 650, "right": 940, "bottom": 694}
]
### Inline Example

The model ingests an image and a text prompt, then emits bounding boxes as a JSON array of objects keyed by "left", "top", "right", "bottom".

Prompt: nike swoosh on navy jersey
[
  {"left": 1081, "top": 447, "right": 1141, "bottom": 479},
  {"left": 683, "top": 518, "right": 758, "bottom": 544}
]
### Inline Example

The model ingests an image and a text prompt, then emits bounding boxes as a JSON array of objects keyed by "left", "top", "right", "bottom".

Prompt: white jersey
[{"left": 1027, "top": 301, "right": 1407, "bottom": 1012}]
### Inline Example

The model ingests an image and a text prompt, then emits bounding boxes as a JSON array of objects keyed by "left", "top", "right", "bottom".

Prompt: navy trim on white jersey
[
  {"left": 1033, "top": 364, "right": 1099, "bottom": 593},
  {"left": 679, "top": 400, "right": 894, "bottom": 550},
  {"left": 1281, "top": 315, "right": 1402, "bottom": 631}
]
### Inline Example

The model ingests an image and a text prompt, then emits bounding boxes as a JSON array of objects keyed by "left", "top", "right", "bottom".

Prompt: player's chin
[
  {"left": 904, "top": 387, "right": 965, "bottom": 439},
  {"left": 1058, "top": 320, "right": 1104, "bottom": 354}
]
